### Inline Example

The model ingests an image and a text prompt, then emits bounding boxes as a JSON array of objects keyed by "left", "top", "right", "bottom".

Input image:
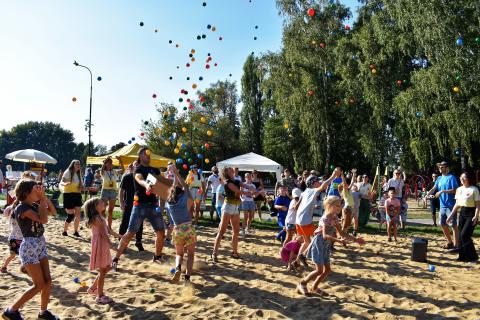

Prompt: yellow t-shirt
[
  {"left": 62, "top": 170, "right": 81, "bottom": 193},
  {"left": 455, "top": 186, "right": 480, "bottom": 207},
  {"left": 341, "top": 188, "right": 355, "bottom": 208},
  {"left": 102, "top": 171, "right": 118, "bottom": 190}
]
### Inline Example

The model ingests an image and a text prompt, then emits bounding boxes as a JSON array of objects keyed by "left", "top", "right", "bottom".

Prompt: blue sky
[{"left": 0, "top": 0, "right": 360, "bottom": 148}]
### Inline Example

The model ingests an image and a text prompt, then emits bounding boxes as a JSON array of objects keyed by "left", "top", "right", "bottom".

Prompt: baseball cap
[
  {"left": 306, "top": 175, "right": 319, "bottom": 187},
  {"left": 292, "top": 188, "right": 302, "bottom": 198}
]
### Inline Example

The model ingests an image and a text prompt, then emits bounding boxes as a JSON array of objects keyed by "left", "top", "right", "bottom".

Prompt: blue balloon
[
  {"left": 456, "top": 38, "right": 463, "bottom": 46},
  {"left": 352, "top": 55, "right": 358, "bottom": 60},
  {"left": 326, "top": 71, "right": 332, "bottom": 77},
  {"left": 132, "top": 137, "right": 136, "bottom": 141},
  {"left": 73, "top": 277, "right": 80, "bottom": 283},
  {"left": 181, "top": 143, "right": 186, "bottom": 149},
  {"left": 176, "top": 158, "right": 183, "bottom": 164},
  {"left": 197, "top": 153, "right": 203, "bottom": 159},
  {"left": 155, "top": 207, "right": 161, "bottom": 213},
  {"left": 198, "top": 169, "right": 203, "bottom": 175},
  {"left": 415, "top": 111, "right": 423, "bottom": 118},
  {"left": 128, "top": 140, "right": 132, "bottom": 144},
  {"left": 170, "top": 267, "right": 176, "bottom": 275},
  {"left": 209, "top": 120, "right": 215, "bottom": 126}
]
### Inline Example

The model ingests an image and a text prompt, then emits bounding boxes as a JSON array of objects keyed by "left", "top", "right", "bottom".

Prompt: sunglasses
[{"left": 395, "top": 173, "right": 401, "bottom": 175}]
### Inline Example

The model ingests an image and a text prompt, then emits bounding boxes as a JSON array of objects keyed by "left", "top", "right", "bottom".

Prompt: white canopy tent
[{"left": 216, "top": 152, "right": 283, "bottom": 181}]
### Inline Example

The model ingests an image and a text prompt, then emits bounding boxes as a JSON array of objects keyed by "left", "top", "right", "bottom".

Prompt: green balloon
[
  {"left": 455, "top": 75, "right": 461, "bottom": 81},
  {"left": 476, "top": 37, "right": 480, "bottom": 44},
  {"left": 188, "top": 158, "right": 193, "bottom": 163},
  {"left": 184, "top": 152, "right": 190, "bottom": 157},
  {"left": 329, "top": 165, "right": 334, "bottom": 170}
]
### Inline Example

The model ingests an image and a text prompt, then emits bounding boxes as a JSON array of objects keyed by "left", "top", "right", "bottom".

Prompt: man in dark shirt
[
  {"left": 112, "top": 147, "right": 166, "bottom": 270},
  {"left": 119, "top": 163, "right": 144, "bottom": 251}
]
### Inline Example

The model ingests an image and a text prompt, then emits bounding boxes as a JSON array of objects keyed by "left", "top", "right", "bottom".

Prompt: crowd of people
[{"left": 1, "top": 150, "right": 479, "bottom": 319}]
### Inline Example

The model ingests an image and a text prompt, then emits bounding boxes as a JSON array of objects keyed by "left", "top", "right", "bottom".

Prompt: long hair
[
  {"left": 66, "top": 160, "right": 83, "bottom": 187},
  {"left": 101, "top": 157, "right": 113, "bottom": 172},
  {"left": 167, "top": 186, "right": 184, "bottom": 205},
  {"left": 12, "top": 179, "right": 37, "bottom": 209},
  {"left": 83, "top": 197, "right": 103, "bottom": 228},
  {"left": 221, "top": 167, "right": 230, "bottom": 180}
]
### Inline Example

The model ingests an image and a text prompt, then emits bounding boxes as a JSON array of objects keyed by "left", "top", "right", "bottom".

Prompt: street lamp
[{"left": 73, "top": 60, "right": 93, "bottom": 156}]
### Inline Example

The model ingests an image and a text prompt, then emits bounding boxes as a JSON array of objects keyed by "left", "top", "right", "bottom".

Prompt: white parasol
[{"left": 5, "top": 149, "right": 57, "bottom": 165}]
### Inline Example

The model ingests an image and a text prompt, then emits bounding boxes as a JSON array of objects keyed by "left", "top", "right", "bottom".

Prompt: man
[
  {"left": 387, "top": 169, "right": 406, "bottom": 229},
  {"left": 112, "top": 148, "right": 166, "bottom": 270},
  {"left": 275, "top": 168, "right": 297, "bottom": 196},
  {"left": 233, "top": 167, "right": 242, "bottom": 182},
  {"left": 204, "top": 166, "right": 220, "bottom": 220},
  {"left": 426, "top": 161, "right": 459, "bottom": 251},
  {"left": 119, "top": 163, "right": 144, "bottom": 251},
  {"left": 187, "top": 164, "right": 206, "bottom": 226},
  {"left": 426, "top": 173, "right": 440, "bottom": 227}
]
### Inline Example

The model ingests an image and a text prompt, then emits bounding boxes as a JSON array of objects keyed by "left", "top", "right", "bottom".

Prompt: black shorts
[
  {"left": 63, "top": 193, "right": 83, "bottom": 210},
  {"left": 9, "top": 239, "right": 22, "bottom": 255}
]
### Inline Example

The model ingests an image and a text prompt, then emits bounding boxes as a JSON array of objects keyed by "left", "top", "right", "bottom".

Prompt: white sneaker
[{"left": 240, "top": 229, "right": 245, "bottom": 236}]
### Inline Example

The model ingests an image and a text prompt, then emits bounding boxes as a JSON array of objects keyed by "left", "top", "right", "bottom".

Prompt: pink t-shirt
[
  {"left": 314, "top": 214, "right": 339, "bottom": 235},
  {"left": 280, "top": 240, "right": 301, "bottom": 263},
  {"left": 385, "top": 198, "right": 401, "bottom": 216}
]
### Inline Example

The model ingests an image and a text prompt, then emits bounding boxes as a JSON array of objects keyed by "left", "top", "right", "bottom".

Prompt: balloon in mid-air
[{"left": 307, "top": 8, "right": 315, "bottom": 17}]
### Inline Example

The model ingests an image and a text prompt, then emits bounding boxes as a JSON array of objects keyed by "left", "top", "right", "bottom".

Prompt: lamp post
[{"left": 73, "top": 60, "right": 93, "bottom": 156}]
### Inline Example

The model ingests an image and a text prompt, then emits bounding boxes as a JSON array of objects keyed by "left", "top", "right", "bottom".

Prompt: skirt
[{"left": 307, "top": 234, "right": 331, "bottom": 265}]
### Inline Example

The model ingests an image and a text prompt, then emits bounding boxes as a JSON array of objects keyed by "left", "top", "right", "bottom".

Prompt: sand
[{"left": 1, "top": 218, "right": 480, "bottom": 320}]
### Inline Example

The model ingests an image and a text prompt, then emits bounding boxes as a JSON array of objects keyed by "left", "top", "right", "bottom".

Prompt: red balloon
[
  {"left": 206, "top": 64, "right": 210, "bottom": 69},
  {"left": 133, "top": 201, "right": 139, "bottom": 207},
  {"left": 345, "top": 25, "right": 350, "bottom": 31},
  {"left": 182, "top": 164, "right": 188, "bottom": 169},
  {"left": 186, "top": 63, "right": 191, "bottom": 67},
  {"left": 214, "top": 63, "right": 218, "bottom": 67},
  {"left": 140, "top": 132, "right": 145, "bottom": 136},
  {"left": 188, "top": 104, "right": 194, "bottom": 110},
  {"left": 307, "top": 90, "right": 314, "bottom": 96},
  {"left": 307, "top": 8, "right": 315, "bottom": 17},
  {"left": 146, "top": 190, "right": 151, "bottom": 196},
  {"left": 205, "top": 143, "right": 210, "bottom": 149},
  {"left": 200, "top": 96, "right": 205, "bottom": 102},
  {"left": 319, "top": 42, "right": 326, "bottom": 49},
  {"left": 396, "top": 80, "right": 403, "bottom": 86},
  {"left": 152, "top": 93, "right": 157, "bottom": 99},
  {"left": 187, "top": 98, "right": 191, "bottom": 102}
]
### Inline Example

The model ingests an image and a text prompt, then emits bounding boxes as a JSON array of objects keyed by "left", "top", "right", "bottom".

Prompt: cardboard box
[{"left": 146, "top": 173, "right": 174, "bottom": 201}]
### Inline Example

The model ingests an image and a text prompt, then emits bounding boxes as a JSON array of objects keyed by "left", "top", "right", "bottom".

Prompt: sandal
[
  {"left": 296, "top": 282, "right": 308, "bottom": 295},
  {"left": 1, "top": 266, "right": 7, "bottom": 273},
  {"left": 230, "top": 252, "right": 240, "bottom": 259},
  {"left": 95, "top": 295, "right": 113, "bottom": 304}
]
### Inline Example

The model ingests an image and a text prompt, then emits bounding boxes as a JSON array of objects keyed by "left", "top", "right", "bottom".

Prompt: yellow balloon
[
  {"left": 211, "top": 26, "right": 216, "bottom": 32},
  {"left": 371, "top": 68, "right": 377, "bottom": 74},
  {"left": 191, "top": 49, "right": 196, "bottom": 54},
  {"left": 182, "top": 127, "right": 187, "bottom": 133},
  {"left": 205, "top": 158, "right": 210, "bottom": 164},
  {"left": 192, "top": 83, "right": 198, "bottom": 89},
  {"left": 207, "top": 130, "right": 213, "bottom": 136},
  {"left": 155, "top": 128, "right": 162, "bottom": 134},
  {"left": 191, "top": 57, "right": 196, "bottom": 62},
  {"left": 200, "top": 116, "right": 206, "bottom": 123},
  {"left": 163, "top": 111, "right": 169, "bottom": 117},
  {"left": 145, "top": 150, "right": 151, "bottom": 156},
  {"left": 453, "top": 86, "right": 460, "bottom": 93},
  {"left": 164, "top": 140, "right": 170, "bottom": 146},
  {"left": 174, "top": 148, "right": 179, "bottom": 154},
  {"left": 311, "top": 40, "right": 316, "bottom": 45},
  {"left": 177, "top": 141, "right": 182, "bottom": 147},
  {"left": 288, "top": 73, "right": 293, "bottom": 77},
  {"left": 284, "top": 123, "right": 289, "bottom": 129}
]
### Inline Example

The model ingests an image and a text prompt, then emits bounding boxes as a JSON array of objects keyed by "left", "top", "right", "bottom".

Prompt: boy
[
  {"left": 384, "top": 187, "right": 401, "bottom": 241},
  {"left": 274, "top": 185, "right": 291, "bottom": 242}
]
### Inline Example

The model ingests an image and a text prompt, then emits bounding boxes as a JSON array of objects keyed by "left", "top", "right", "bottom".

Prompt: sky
[{"left": 0, "top": 0, "right": 360, "bottom": 148}]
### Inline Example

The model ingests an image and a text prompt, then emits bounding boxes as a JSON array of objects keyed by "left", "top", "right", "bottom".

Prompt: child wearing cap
[{"left": 284, "top": 188, "right": 302, "bottom": 245}]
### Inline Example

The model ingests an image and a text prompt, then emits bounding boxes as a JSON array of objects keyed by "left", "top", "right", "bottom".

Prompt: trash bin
[
  {"left": 358, "top": 199, "right": 370, "bottom": 227},
  {"left": 411, "top": 237, "right": 428, "bottom": 262}
]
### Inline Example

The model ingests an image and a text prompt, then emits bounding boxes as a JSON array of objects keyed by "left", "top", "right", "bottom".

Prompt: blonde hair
[{"left": 323, "top": 195, "right": 342, "bottom": 211}]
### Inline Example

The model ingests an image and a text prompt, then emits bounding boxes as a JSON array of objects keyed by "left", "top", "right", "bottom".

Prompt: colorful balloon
[
  {"left": 200, "top": 116, "right": 206, "bottom": 123},
  {"left": 182, "top": 127, "right": 187, "bottom": 133},
  {"left": 307, "top": 8, "right": 315, "bottom": 17},
  {"left": 164, "top": 140, "right": 170, "bottom": 146},
  {"left": 456, "top": 38, "right": 463, "bottom": 46},
  {"left": 207, "top": 130, "right": 213, "bottom": 136},
  {"left": 204, "top": 143, "right": 210, "bottom": 149},
  {"left": 152, "top": 93, "right": 157, "bottom": 99},
  {"left": 174, "top": 148, "right": 180, "bottom": 154},
  {"left": 205, "top": 158, "right": 210, "bottom": 164},
  {"left": 182, "top": 164, "right": 188, "bottom": 170},
  {"left": 453, "top": 86, "right": 460, "bottom": 93},
  {"left": 72, "top": 97, "right": 77, "bottom": 102}
]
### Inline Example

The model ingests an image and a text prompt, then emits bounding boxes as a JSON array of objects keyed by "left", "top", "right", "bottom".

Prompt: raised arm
[{"left": 319, "top": 169, "right": 339, "bottom": 192}]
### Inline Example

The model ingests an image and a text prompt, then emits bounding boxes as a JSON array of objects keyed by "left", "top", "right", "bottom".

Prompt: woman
[
  {"left": 252, "top": 170, "right": 265, "bottom": 220},
  {"left": 2, "top": 179, "right": 59, "bottom": 320},
  {"left": 100, "top": 157, "right": 119, "bottom": 229},
  {"left": 357, "top": 174, "right": 372, "bottom": 231},
  {"left": 447, "top": 172, "right": 479, "bottom": 262},
  {"left": 60, "top": 160, "right": 83, "bottom": 237},
  {"left": 211, "top": 167, "right": 255, "bottom": 262}
]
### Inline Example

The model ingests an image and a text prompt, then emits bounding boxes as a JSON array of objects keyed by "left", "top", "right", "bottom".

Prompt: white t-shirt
[
  {"left": 357, "top": 182, "right": 371, "bottom": 199},
  {"left": 241, "top": 183, "right": 255, "bottom": 202},
  {"left": 0, "top": 169, "right": 4, "bottom": 186},
  {"left": 285, "top": 198, "right": 298, "bottom": 225},
  {"left": 455, "top": 186, "right": 480, "bottom": 207},
  {"left": 387, "top": 178, "right": 404, "bottom": 198},
  {"left": 208, "top": 174, "right": 221, "bottom": 193},
  {"left": 216, "top": 184, "right": 225, "bottom": 208},
  {"left": 234, "top": 175, "right": 242, "bottom": 182},
  {"left": 296, "top": 188, "right": 320, "bottom": 226}
]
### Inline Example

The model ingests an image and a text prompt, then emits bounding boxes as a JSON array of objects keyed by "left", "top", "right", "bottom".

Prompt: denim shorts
[
  {"left": 440, "top": 207, "right": 457, "bottom": 226},
  {"left": 307, "top": 234, "right": 331, "bottom": 265},
  {"left": 222, "top": 202, "right": 240, "bottom": 216},
  {"left": 190, "top": 188, "right": 203, "bottom": 202},
  {"left": 240, "top": 200, "right": 256, "bottom": 211},
  {"left": 127, "top": 203, "right": 165, "bottom": 233},
  {"left": 101, "top": 188, "right": 118, "bottom": 201},
  {"left": 20, "top": 236, "right": 47, "bottom": 265}
]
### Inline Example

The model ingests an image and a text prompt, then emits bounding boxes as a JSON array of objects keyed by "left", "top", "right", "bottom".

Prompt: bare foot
[{"left": 296, "top": 282, "right": 308, "bottom": 295}]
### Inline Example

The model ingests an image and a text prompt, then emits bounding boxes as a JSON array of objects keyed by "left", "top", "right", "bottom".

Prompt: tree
[
  {"left": 240, "top": 54, "right": 265, "bottom": 153},
  {"left": 0, "top": 121, "right": 84, "bottom": 171}
]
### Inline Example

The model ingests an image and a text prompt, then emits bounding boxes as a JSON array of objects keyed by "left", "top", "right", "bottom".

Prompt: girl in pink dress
[{"left": 84, "top": 198, "right": 119, "bottom": 304}]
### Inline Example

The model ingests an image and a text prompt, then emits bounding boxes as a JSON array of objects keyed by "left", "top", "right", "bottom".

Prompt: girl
[
  {"left": 2, "top": 179, "right": 59, "bottom": 320},
  {"left": 284, "top": 188, "right": 302, "bottom": 245},
  {"left": 447, "top": 172, "right": 480, "bottom": 262},
  {"left": 100, "top": 157, "right": 119, "bottom": 229},
  {"left": 215, "top": 178, "right": 225, "bottom": 220},
  {"left": 297, "top": 196, "right": 364, "bottom": 295},
  {"left": 252, "top": 170, "right": 265, "bottom": 220},
  {"left": 240, "top": 173, "right": 256, "bottom": 235},
  {"left": 84, "top": 197, "right": 119, "bottom": 304},
  {"left": 60, "top": 160, "right": 83, "bottom": 237},
  {"left": 1, "top": 204, "right": 24, "bottom": 274},
  {"left": 280, "top": 235, "right": 304, "bottom": 272},
  {"left": 166, "top": 167, "right": 196, "bottom": 284},
  {"left": 211, "top": 167, "right": 256, "bottom": 261}
]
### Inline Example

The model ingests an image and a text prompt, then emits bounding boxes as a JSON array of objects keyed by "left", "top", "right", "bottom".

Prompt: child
[
  {"left": 84, "top": 197, "right": 120, "bottom": 304},
  {"left": 284, "top": 188, "right": 302, "bottom": 245},
  {"left": 2, "top": 179, "right": 59, "bottom": 320},
  {"left": 274, "top": 185, "right": 291, "bottom": 243},
  {"left": 339, "top": 172, "right": 355, "bottom": 234},
  {"left": 280, "top": 235, "right": 304, "bottom": 271},
  {"left": 297, "top": 196, "right": 364, "bottom": 295},
  {"left": 166, "top": 167, "right": 195, "bottom": 285},
  {"left": 377, "top": 190, "right": 388, "bottom": 228},
  {"left": 384, "top": 187, "right": 401, "bottom": 242},
  {"left": 350, "top": 183, "right": 361, "bottom": 236},
  {"left": 1, "top": 205, "right": 24, "bottom": 274},
  {"left": 240, "top": 173, "right": 256, "bottom": 235}
]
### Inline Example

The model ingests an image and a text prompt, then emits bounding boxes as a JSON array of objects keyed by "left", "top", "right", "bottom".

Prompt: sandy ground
[{"left": 1, "top": 217, "right": 480, "bottom": 320}]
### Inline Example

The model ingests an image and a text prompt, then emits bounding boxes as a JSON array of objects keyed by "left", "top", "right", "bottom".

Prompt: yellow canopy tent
[{"left": 86, "top": 143, "right": 173, "bottom": 168}]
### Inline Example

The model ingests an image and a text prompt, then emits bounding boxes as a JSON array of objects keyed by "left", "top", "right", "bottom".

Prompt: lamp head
[{"left": 73, "top": 60, "right": 79, "bottom": 66}]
